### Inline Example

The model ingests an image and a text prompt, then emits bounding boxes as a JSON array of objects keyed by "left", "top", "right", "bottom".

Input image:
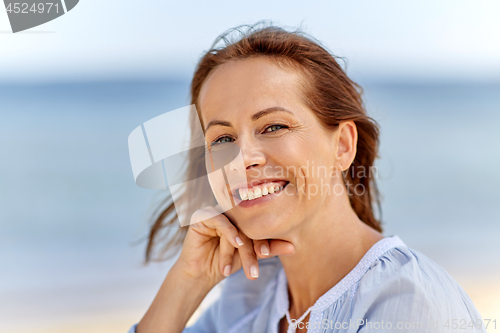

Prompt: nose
[
  {"left": 224, "top": 136, "right": 266, "bottom": 196},
  {"left": 245, "top": 152, "right": 265, "bottom": 170},
  {"left": 240, "top": 137, "right": 266, "bottom": 170},
  {"left": 226, "top": 136, "right": 266, "bottom": 172}
]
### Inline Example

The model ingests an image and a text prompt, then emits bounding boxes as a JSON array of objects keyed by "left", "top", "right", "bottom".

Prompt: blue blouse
[{"left": 128, "top": 235, "right": 486, "bottom": 332}]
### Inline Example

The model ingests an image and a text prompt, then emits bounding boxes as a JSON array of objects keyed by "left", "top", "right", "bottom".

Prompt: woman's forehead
[{"left": 198, "top": 57, "right": 305, "bottom": 125}]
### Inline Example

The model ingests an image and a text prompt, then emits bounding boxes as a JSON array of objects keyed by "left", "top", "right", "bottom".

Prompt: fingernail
[
  {"left": 261, "top": 244, "right": 269, "bottom": 256},
  {"left": 250, "top": 265, "right": 259, "bottom": 278},
  {"left": 223, "top": 265, "right": 232, "bottom": 277},
  {"left": 235, "top": 236, "right": 243, "bottom": 246}
]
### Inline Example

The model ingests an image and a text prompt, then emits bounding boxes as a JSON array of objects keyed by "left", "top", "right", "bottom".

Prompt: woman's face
[{"left": 198, "top": 57, "right": 345, "bottom": 240}]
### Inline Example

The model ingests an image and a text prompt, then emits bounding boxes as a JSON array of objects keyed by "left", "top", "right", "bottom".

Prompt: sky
[{"left": 0, "top": 0, "right": 499, "bottom": 83}]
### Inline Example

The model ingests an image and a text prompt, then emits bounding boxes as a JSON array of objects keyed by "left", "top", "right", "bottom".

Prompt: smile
[
  {"left": 232, "top": 180, "right": 290, "bottom": 208},
  {"left": 238, "top": 182, "right": 287, "bottom": 200}
]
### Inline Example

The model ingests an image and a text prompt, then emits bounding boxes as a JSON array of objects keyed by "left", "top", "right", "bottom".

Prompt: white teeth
[
  {"left": 239, "top": 188, "right": 248, "bottom": 200},
  {"left": 239, "top": 183, "right": 287, "bottom": 201}
]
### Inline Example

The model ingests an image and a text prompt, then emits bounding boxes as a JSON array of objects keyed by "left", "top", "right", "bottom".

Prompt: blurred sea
[{"left": 0, "top": 79, "right": 499, "bottom": 332}]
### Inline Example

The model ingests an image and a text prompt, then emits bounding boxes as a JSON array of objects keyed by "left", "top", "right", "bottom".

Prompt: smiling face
[{"left": 198, "top": 56, "right": 346, "bottom": 240}]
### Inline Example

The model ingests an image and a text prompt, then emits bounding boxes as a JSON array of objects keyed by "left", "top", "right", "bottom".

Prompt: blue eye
[
  {"left": 212, "top": 136, "right": 234, "bottom": 145},
  {"left": 265, "top": 124, "right": 287, "bottom": 133}
]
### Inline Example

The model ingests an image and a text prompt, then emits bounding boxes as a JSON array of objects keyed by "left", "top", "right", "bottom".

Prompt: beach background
[{"left": 1, "top": 1, "right": 499, "bottom": 332}]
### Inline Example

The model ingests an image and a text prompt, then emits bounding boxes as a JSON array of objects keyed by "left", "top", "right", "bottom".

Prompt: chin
[{"left": 236, "top": 215, "right": 286, "bottom": 240}]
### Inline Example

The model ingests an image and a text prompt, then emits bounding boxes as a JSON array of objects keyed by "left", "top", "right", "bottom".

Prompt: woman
[{"left": 129, "top": 23, "right": 485, "bottom": 333}]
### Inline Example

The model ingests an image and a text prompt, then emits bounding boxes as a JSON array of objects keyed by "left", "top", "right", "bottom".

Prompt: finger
[
  {"left": 219, "top": 235, "right": 235, "bottom": 277},
  {"left": 191, "top": 207, "right": 243, "bottom": 249},
  {"left": 268, "top": 239, "right": 295, "bottom": 256},
  {"left": 230, "top": 249, "right": 242, "bottom": 275},
  {"left": 253, "top": 239, "right": 271, "bottom": 259},
  {"left": 237, "top": 233, "right": 260, "bottom": 280}
]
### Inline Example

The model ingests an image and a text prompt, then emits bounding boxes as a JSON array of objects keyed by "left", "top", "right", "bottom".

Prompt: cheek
[
  {"left": 266, "top": 134, "right": 316, "bottom": 163},
  {"left": 266, "top": 134, "right": 331, "bottom": 176},
  {"left": 207, "top": 171, "right": 232, "bottom": 211},
  {"left": 268, "top": 135, "right": 336, "bottom": 201}
]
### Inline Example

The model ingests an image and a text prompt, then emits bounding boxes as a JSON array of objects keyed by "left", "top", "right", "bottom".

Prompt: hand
[{"left": 176, "top": 205, "right": 295, "bottom": 288}]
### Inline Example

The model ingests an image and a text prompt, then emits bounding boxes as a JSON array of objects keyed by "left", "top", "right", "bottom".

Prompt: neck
[{"left": 278, "top": 192, "right": 384, "bottom": 319}]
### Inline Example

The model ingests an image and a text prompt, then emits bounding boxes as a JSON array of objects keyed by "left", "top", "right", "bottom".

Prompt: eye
[
  {"left": 264, "top": 124, "right": 288, "bottom": 133},
  {"left": 212, "top": 136, "right": 234, "bottom": 145}
]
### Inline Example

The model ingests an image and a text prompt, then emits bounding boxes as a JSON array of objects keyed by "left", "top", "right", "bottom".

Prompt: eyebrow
[{"left": 204, "top": 106, "right": 293, "bottom": 132}]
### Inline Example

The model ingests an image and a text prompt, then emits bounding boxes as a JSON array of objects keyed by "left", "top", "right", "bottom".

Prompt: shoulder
[
  {"left": 353, "top": 244, "right": 485, "bottom": 332},
  {"left": 360, "top": 245, "right": 467, "bottom": 300}
]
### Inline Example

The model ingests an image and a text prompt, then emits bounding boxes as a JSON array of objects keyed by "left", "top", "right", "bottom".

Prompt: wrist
[
  {"left": 173, "top": 257, "right": 220, "bottom": 291},
  {"left": 137, "top": 262, "right": 214, "bottom": 333},
  {"left": 170, "top": 260, "right": 217, "bottom": 293}
]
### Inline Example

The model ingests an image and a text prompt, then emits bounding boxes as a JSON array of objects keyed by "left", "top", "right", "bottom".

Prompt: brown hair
[{"left": 143, "top": 22, "right": 383, "bottom": 262}]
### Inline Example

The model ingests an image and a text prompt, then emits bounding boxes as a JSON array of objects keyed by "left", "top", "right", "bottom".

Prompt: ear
[{"left": 335, "top": 121, "right": 358, "bottom": 172}]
